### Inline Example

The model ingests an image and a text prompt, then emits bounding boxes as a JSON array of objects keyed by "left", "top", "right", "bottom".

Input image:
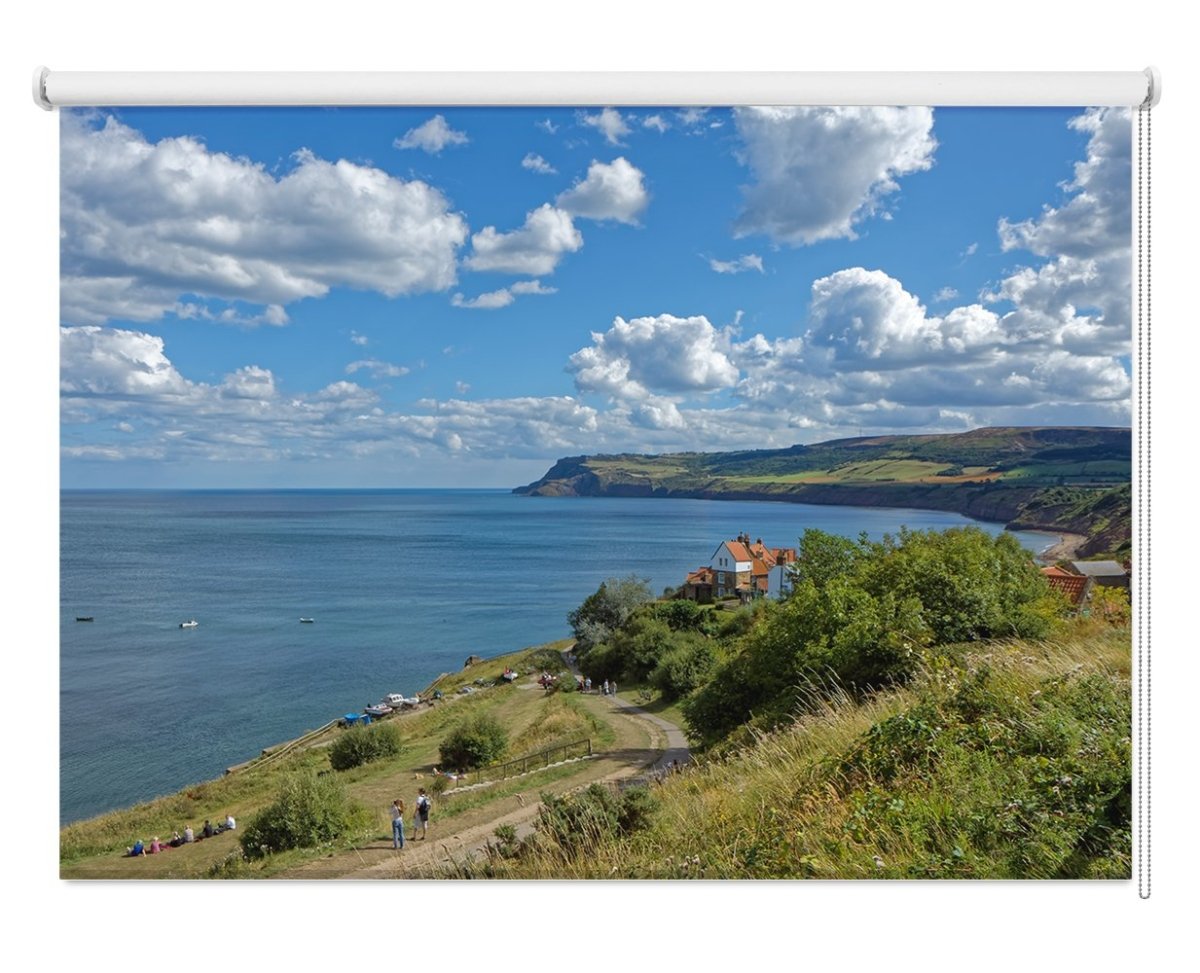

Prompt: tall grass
[{"left": 442, "top": 627, "right": 1130, "bottom": 879}]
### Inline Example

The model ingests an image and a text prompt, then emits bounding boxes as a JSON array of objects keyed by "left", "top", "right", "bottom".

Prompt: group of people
[
  {"left": 570, "top": 676, "right": 619, "bottom": 696},
  {"left": 390, "top": 788, "right": 432, "bottom": 849},
  {"left": 126, "top": 813, "right": 236, "bottom": 857}
]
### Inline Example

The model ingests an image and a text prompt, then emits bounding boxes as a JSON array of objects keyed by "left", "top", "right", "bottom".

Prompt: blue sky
[{"left": 59, "top": 104, "right": 1131, "bottom": 487}]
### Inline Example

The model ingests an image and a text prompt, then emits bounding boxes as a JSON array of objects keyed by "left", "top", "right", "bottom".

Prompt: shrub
[
  {"left": 329, "top": 721, "right": 402, "bottom": 771},
  {"left": 536, "top": 784, "right": 659, "bottom": 859},
  {"left": 568, "top": 575, "right": 654, "bottom": 652},
  {"left": 439, "top": 715, "right": 509, "bottom": 770},
  {"left": 649, "top": 633, "right": 718, "bottom": 700},
  {"left": 239, "top": 772, "right": 365, "bottom": 859}
]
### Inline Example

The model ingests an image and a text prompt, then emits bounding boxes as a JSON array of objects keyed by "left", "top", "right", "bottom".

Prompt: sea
[{"left": 60, "top": 489, "right": 1059, "bottom": 823}]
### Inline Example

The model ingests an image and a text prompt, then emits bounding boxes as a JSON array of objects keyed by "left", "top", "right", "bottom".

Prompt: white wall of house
[
  {"left": 710, "top": 542, "right": 751, "bottom": 573},
  {"left": 767, "top": 564, "right": 792, "bottom": 599}
]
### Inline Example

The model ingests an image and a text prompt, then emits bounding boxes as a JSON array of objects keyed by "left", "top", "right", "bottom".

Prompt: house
[
  {"left": 1068, "top": 560, "right": 1129, "bottom": 590},
  {"left": 1041, "top": 565, "right": 1094, "bottom": 611},
  {"left": 710, "top": 537, "right": 755, "bottom": 598},
  {"left": 708, "top": 533, "right": 799, "bottom": 601},
  {"left": 680, "top": 566, "right": 715, "bottom": 602}
]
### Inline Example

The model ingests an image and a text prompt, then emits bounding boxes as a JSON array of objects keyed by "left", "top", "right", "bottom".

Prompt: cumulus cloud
[
  {"left": 987, "top": 108, "right": 1132, "bottom": 358},
  {"left": 61, "top": 113, "right": 469, "bottom": 325},
  {"left": 345, "top": 359, "right": 411, "bottom": 379},
  {"left": 556, "top": 158, "right": 649, "bottom": 224},
  {"left": 537, "top": 119, "right": 559, "bottom": 134},
  {"left": 732, "top": 106, "right": 937, "bottom": 245},
  {"left": 643, "top": 115, "right": 669, "bottom": 133},
  {"left": 579, "top": 108, "right": 631, "bottom": 145},
  {"left": 464, "top": 204, "right": 583, "bottom": 276},
  {"left": 521, "top": 152, "right": 557, "bottom": 175},
  {"left": 568, "top": 314, "right": 739, "bottom": 401},
  {"left": 393, "top": 115, "right": 469, "bottom": 154},
  {"left": 933, "top": 286, "right": 959, "bottom": 302},
  {"left": 709, "top": 254, "right": 764, "bottom": 275}
]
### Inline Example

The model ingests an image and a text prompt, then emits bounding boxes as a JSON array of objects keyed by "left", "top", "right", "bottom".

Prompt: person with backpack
[{"left": 415, "top": 788, "right": 431, "bottom": 839}]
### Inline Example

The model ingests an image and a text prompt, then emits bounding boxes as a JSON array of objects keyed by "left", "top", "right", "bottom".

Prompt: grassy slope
[
  {"left": 60, "top": 640, "right": 605, "bottom": 879},
  {"left": 465, "top": 624, "right": 1131, "bottom": 879}
]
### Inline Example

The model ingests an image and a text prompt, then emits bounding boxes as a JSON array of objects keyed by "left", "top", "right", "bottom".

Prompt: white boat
[
  {"left": 364, "top": 702, "right": 394, "bottom": 717},
  {"left": 384, "top": 693, "right": 420, "bottom": 709},
  {"left": 299, "top": 617, "right": 314, "bottom": 623},
  {"left": 179, "top": 619, "right": 198, "bottom": 629}
]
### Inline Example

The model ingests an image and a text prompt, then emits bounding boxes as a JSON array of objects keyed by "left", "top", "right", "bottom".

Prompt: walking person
[
  {"left": 391, "top": 799, "right": 406, "bottom": 849},
  {"left": 415, "top": 787, "right": 431, "bottom": 840}
]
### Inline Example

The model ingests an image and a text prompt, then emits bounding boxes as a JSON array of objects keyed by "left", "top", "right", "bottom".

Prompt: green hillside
[{"left": 515, "top": 426, "right": 1132, "bottom": 556}]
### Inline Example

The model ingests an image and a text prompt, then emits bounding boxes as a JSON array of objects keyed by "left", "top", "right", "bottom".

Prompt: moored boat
[
  {"left": 75, "top": 616, "right": 94, "bottom": 622},
  {"left": 364, "top": 702, "right": 393, "bottom": 717},
  {"left": 179, "top": 619, "right": 198, "bottom": 629},
  {"left": 299, "top": 617, "right": 315, "bottom": 623}
]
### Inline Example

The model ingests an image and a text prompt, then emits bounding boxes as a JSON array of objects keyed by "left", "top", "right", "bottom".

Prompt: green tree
[
  {"left": 240, "top": 772, "right": 365, "bottom": 859},
  {"left": 567, "top": 575, "right": 654, "bottom": 652}
]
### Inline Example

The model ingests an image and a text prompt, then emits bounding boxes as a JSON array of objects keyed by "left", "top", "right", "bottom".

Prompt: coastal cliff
[{"left": 515, "top": 427, "right": 1132, "bottom": 557}]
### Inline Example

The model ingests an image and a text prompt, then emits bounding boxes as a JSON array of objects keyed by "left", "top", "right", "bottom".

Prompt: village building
[
  {"left": 1068, "top": 560, "right": 1129, "bottom": 590},
  {"left": 1041, "top": 565, "right": 1094, "bottom": 611},
  {"left": 679, "top": 532, "right": 798, "bottom": 602}
]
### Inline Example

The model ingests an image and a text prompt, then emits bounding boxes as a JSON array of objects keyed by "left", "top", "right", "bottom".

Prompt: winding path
[{"left": 323, "top": 649, "right": 691, "bottom": 880}]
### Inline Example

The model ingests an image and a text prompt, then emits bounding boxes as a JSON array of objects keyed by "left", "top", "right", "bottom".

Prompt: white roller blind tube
[{"left": 34, "top": 68, "right": 1161, "bottom": 110}]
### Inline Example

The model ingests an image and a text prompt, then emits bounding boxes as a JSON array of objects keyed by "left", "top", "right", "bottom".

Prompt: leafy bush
[
  {"left": 649, "top": 632, "right": 718, "bottom": 700},
  {"left": 240, "top": 772, "right": 365, "bottom": 859},
  {"left": 439, "top": 715, "right": 509, "bottom": 769},
  {"left": 329, "top": 721, "right": 402, "bottom": 771},
  {"left": 684, "top": 526, "right": 1060, "bottom": 747},
  {"left": 536, "top": 783, "right": 658, "bottom": 859}
]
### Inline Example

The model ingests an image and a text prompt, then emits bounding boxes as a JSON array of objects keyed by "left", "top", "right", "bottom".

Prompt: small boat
[
  {"left": 179, "top": 619, "right": 199, "bottom": 629},
  {"left": 299, "top": 617, "right": 315, "bottom": 624},
  {"left": 75, "top": 616, "right": 94, "bottom": 622},
  {"left": 384, "top": 693, "right": 420, "bottom": 709},
  {"left": 364, "top": 702, "right": 394, "bottom": 718}
]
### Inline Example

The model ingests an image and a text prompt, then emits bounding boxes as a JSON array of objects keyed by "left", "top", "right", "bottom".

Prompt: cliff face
[{"left": 514, "top": 428, "right": 1132, "bottom": 555}]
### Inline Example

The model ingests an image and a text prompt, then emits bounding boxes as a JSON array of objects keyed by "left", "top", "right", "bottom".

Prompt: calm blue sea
[{"left": 60, "top": 489, "right": 1057, "bottom": 823}]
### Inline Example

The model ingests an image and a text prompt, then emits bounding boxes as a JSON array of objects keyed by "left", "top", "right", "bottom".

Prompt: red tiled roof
[
  {"left": 723, "top": 541, "right": 754, "bottom": 562},
  {"left": 751, "top": 557, "right": 772, "bottom": 577},
  {"left": 1045, "top": 573, "right": 1090, "bottom": 605},
  {"left": 685, "top": 567, "right": 715, "bottom": 585},
  {"left": 1041, "top": 566, "right": 1075, "bottom": 578}
]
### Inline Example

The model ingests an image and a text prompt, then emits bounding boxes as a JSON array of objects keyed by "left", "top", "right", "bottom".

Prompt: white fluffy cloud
[
  {"left": 643, "top": 115, "right": 669, "bottom": 133},
  {"left": 393, "top": 115, "right": 469, "bottom": 154},
  {"left": 709, "top": 254, "right": 764, "bottom": 275},
  {"left": 61, "top": 113, "right": 469, "bottom": 325},
  {"left": 556, "top": 158, "right": 649, "bottom": 224},
  {"left": 988, "top": 108, "right": 1131, "bottom": 358},
  {"left": 579, "top": 108, "right": 631, "bottom": 145},
  {"left": 732, "top": 106, "right": 937, "bottom": 245},
  {"left": 464, "top": 204, "right": 583, "bottom": 276},
  {"left": 521, "top": 152, "right": 557, "bottom": 175},
  {"left": 568, "top": 314, "right": 739, "bottom": 400}
]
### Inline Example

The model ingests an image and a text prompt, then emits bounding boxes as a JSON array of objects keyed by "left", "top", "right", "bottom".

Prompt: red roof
[
  {"left": 1045, "top": 573, "right": 1090, "bottom": 605},
  {"left": 685, "top": 567, "right": 715, "bottom": 585},
  {"left": 1041, "top": 566, "right": 1075, "bottom": 578},
  {"left": 722, "top": 541, "right": 754, "bottom": 562}
]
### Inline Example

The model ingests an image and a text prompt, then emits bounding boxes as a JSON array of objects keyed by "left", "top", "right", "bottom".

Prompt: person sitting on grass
[
  {"left": 223, "top": 813, "right": 236, "bottom": 832},
  {"left": 169, "top": 830, "right": 182, "bottom": 848},
  {"left": 149, "top": 837, "right": 162, "bottom": 854},
  {"left": 202, "top": 819, "right": 215, "bottom": 839},
  {"left": 183, "top": 825, "right": 194, "bottom": 843},
  {"left": 126, "top": 840, "right": 145, "bottom": 857}
]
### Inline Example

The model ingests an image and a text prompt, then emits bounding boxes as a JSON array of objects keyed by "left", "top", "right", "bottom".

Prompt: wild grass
[{"left": 444, "top": 625, "right": 1130, "bottom": 879}]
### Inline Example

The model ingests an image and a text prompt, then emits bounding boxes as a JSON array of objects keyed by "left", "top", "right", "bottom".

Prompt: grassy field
[
  {"left": 451, "top": 622, "right": 1132, "bottom": 879},
  {"left": 726, "top": 460, "right": 1003, "bottom": 486},
  {"left": 59, "top": 639, "right": 629, "bottom": 879}
]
